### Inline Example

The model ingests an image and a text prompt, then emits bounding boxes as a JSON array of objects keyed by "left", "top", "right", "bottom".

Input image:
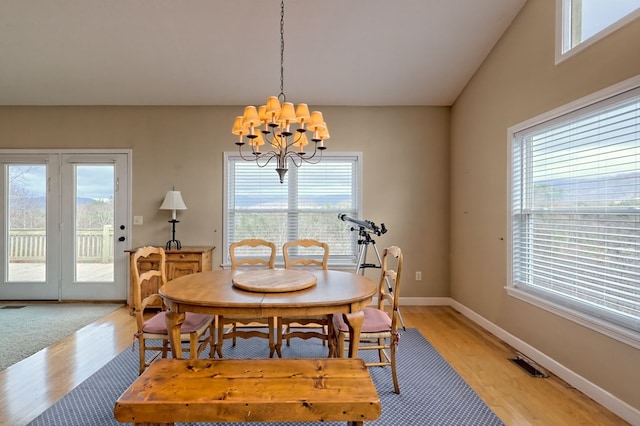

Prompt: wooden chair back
[
  {"left": 221, "top": 239, "right": 278, "bottom": 357},
  {"left": 377, "top": 246, "right": 403, "bottom": 331},
  {"left": 331, "top": 245, "right": 404, "bottom": 392},
  {"left": 131, "top": 246, "right": 214, "bottom": 374},
  {"left": 283, "top": 239, "right": 329, "bottom": 270},
  {"left": 229, "top": 239, "right": 276, "bottom": 270},
  {"left": 131, "top": 246, "right": 167, "bottom": 331}
]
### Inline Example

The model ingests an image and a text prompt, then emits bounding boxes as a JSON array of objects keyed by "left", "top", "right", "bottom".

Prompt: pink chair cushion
[
  {"left": 143, "top": 311, "right": 212, "bottom": 335},
  {"left": 333, "top": 307, "right": 392, "bottom": 333}
]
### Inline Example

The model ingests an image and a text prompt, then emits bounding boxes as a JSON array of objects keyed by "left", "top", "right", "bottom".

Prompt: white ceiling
[{"left": 0, "top": 0, "right": 527, "bottom": 107}]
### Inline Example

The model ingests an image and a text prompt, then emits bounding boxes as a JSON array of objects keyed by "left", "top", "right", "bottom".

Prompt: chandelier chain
[
  {"left": 279, "top": 0, "right": 285, "bottom": 103},
  {"left": 232, "top": 0, "right": 328, "bottom": 184}
]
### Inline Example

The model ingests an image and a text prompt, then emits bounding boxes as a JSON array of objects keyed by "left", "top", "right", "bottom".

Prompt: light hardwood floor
[{"left": 0, "top": 305, "right": 629, "bottom": 426}]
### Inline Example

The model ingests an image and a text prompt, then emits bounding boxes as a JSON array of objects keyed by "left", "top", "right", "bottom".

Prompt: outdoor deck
[{"left": 8, "top": 263, "right": 114, "bottom": 282}]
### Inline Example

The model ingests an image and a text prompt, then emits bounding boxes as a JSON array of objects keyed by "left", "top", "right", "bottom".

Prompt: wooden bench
[{"left": 114, "top": 358, "right": 381, "bottom": 426}]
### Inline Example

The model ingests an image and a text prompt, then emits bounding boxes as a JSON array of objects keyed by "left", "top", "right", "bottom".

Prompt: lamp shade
[
  {"left": 242, "top": 105, "right": 261, "bottom": 128},
  {"left": 307, "top": 111, "right": 325, "bottom": 131},
  {"left": 278, "top": 102, "right": 298, "bottom": 124},
  {"left": 160, "top": 191, "right": 187, "bottom": 211},
  {"left": 265, "top": 96, "right": 281, "bottom": 115},
  {"left": 295, "top": 103, "right": 310, "bottom": 127},
  {"left": 231, "top": 116, "right": 247, "bottom": 135}
]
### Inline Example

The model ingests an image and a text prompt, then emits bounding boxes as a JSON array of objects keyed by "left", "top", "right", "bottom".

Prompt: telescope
[{"left": 338, "top": 213, "right": 387, "bottom": 236}]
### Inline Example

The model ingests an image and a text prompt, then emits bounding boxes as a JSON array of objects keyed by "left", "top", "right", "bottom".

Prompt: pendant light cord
[{"left": 279, "top": 0, "right": 286, "bottom": 103}]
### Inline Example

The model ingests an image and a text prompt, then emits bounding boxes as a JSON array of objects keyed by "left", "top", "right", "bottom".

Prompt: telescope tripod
[{"left": 355, "top": 229, "right": 406, "bottom": 330}]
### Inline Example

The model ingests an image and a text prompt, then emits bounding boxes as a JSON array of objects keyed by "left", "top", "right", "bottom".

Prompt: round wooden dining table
[{"left": 159, "top": 269, "right": 377, "bottom": 359}]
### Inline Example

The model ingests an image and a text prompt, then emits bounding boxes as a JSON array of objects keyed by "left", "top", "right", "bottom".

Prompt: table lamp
[{"left": 159, "top": 188, "right": 187, "bottom": 250}]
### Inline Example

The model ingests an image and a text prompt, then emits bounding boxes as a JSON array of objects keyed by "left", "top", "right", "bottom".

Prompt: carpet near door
[
  {"left": 29, "top": 328, "right": 504, "bottom": 426},
  {"left": 0, "top": 303, "right": 123, "bottom": 371}
]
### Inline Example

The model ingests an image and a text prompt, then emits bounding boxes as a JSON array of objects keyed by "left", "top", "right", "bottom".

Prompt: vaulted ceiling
[{"left": 0, "top": 0, "right": 527, "bottom": 106}]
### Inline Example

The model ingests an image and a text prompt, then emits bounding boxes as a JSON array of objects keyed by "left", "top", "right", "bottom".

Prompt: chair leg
[
  {"left": 189, "top": 333, "right": 198, "bottom": 358},
  {"left": 285, "top": 323, "right": 292, "bottom": 347},
  {"left": 138, "top": 336, "right": 146, "bottom": 375},
  {"left": 232, "top": 322, "right": 237, "bottom": 346},
  {"left": 337, "top": 332, "right": 346, "bottom": 358},
  {"left": 162, "top": 339, "right": 169, "bottom": 358},
  {"left": 391, "top": 340, "right": 399, "bottom": 394},
  {"left": 378, "top": 337, "right": 385, "bottom": 363}
]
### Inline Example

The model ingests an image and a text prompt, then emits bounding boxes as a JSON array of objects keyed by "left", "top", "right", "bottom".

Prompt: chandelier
[{"left": 231, "top": 0, "right": 330, "bottom": 183}]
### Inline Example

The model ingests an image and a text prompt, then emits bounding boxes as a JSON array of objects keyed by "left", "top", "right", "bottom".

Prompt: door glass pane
[
  {"left": 8, "top": 165, "right": 46, "bottom": 282},
  {"left": 75, "top": 165, "right": 114, "bottom": 282}
]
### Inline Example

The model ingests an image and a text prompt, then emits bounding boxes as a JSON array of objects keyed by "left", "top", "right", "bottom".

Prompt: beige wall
[
  {"left": 0, "top": 105, "right": 451, "bottom": 298},
  {"left": 451, "top": 0, "right": 640, "bottom": 411},
  {"left": 4, "top": 0, "right": 637, "bottom": 413}
]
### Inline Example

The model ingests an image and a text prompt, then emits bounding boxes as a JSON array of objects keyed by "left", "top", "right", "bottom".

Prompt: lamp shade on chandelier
[{"left": 231, "top": 0, "right": 330, "bottom": 183}]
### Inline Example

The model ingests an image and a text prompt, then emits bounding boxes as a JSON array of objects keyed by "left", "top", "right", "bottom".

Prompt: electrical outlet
[
  {"left": 133, "top": 216, "right": 143, "bottom": 225},
  {"left": 415, "top": 271, "right": 422, "bottom": 281}
]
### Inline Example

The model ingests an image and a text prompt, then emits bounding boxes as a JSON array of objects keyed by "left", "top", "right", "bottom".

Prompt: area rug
[
  {"left": 0, "top": 303, "right": 123, "bottom": 371},
  {"left": 29, "top": 329, "right": 503, "bottom": 425}
]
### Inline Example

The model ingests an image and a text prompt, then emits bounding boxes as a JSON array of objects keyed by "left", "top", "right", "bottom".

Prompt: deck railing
[{"left": 9, "top": 226, "right": 114, "bottom": 263}]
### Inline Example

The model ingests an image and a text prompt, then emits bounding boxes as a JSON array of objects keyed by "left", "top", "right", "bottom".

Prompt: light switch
[{"left": 133, "top": 216, "right": 143, "bottom": 225}]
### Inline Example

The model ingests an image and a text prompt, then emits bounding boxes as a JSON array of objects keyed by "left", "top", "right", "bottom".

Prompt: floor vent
[
  {"left": 509, "top": 354, "right": 548, "bottom": 378},
  {"left": 0, "top": 305, "right": 27, "bottom": 309}
]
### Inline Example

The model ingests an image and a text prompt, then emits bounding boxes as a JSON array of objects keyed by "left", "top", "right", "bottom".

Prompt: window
[
  {"left": 508, "top": 78, "right": 640, "bottom": 347},
  {"left": 557, "top": 0, "right": 640, "bottom": 62},
  {"left": 224, "top": 152, "right": 362, "bottom": 266}
]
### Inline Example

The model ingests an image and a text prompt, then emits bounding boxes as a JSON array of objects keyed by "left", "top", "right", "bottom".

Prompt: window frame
[
  {"left": 555, "top": 0, "right": 640, "bottom": 64},
  {"left": 223, "top": 151, "right": 363, "bottom": 268},
  {"left": 507, "top": 74, "right": 640, "bottom": 349}
]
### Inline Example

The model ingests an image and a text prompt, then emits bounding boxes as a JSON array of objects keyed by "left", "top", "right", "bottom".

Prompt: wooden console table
[{"left": 125, "top": 246, "right": 214, "bottom": 311}]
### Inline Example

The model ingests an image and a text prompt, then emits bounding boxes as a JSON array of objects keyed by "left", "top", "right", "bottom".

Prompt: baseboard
[
  {"left": 448, "top": 299, "right": 640, "bottom": 425},
  {"left": 381, "top": 296, "right": 639, "bottom": 423}
]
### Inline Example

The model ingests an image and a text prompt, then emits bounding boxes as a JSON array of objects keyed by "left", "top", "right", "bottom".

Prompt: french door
[{"left": 0, "top": 150, "right": 131, "bottom": 301}]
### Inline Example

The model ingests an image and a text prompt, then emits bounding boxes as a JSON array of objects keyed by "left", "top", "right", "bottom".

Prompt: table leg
[
  {"left": 327, "top": 315, "right": 336, "bottom": 358},
  {"left": 165, "top": 311, "right": 185, "bottom": 359},
  {"left": 268, "top": 316, "right": 282, "bottom": 358},
  {"left": 343, "top": 310, "right": 364, "bottom": 358},
  {"left": 273, "top": 316, "right": 283, "bottom": 358}
]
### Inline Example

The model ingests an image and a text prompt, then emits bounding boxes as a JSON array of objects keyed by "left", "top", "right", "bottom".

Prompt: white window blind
[
  {"left": 224, "top": 152, "right": 361, "bottom": 265},
  {"left": 510, "top": 86, "right": 640, "bottom": 336}
]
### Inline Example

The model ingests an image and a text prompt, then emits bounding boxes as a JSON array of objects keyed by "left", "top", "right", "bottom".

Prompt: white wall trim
[
  {"left": 448, "top": 299, "right": 640, "bottom": 425},
  {"left": 353, "top": 295, "right": 640, "bottom": 420},
  {"left": 373, "top": 296, "right": 639, "bottom": 422},
  {"left": 506, "top": 286, "right": 640, "bottom": 350}
]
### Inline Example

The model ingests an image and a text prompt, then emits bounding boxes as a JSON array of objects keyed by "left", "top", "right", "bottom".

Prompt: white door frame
[{"left": 0, "top": 149, "right": 132, "bottom": 301}]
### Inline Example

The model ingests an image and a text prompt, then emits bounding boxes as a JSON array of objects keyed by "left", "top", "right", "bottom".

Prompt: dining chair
[
  {"left": 278, "top": 239, "right": 331, "bottom": 351},
  {"left": 217, "top": 239, "right": 279, "bottom": 358},
  {"left": 131, "top": 246, "right": 214, "bottom": 374},
  {"left": 331, "top": 245, "right": 403, "bottom": 393}
]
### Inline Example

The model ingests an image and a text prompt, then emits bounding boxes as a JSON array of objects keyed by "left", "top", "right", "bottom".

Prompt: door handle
[{"left": 118, "top": 236, "right": 126, "bottom": 242}]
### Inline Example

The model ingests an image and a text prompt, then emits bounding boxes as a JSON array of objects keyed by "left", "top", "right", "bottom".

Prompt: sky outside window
[{"left": 569, "top": 0, "right": 640, "bottom": 49}]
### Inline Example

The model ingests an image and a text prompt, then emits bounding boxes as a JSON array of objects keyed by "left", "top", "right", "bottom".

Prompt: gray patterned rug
[
  {"left": 0, "top": 303, "right": 123, "bottom": 371},
  {"left": 29, "top": 329, "right": 503, "bottom": 425}
]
